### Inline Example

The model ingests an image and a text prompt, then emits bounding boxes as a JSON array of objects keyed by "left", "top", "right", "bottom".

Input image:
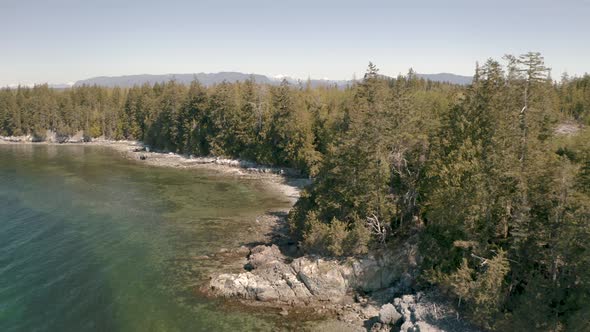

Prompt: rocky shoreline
[
  {"left": 202, "top": 230, "right": 482, "bottom": 332},
  {"left": 1, "top": 134, "right": 481, "bottom": 331}
]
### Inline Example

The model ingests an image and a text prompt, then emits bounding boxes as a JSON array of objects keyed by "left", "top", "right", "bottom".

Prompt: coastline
[
  {"left": 1, "top": 136, "right": 481, "bottom": 331},
  {"left": 0, "top": 137, "right": 310, "bottom": 205}
]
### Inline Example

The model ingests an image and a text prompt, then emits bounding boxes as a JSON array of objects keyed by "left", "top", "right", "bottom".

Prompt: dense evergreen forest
[{"left": 1, "top": 52, "right": 590, "bottom": 330}]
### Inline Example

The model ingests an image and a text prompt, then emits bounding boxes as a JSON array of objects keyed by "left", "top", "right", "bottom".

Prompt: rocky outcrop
[
  {"left": 209, "top": 244, "right": 481, "bottom": 331},
  {"left": 393, "top": 294, "right": 442, "bottom": 332},
  {"left": 208, "top": 243, "right": 418, "bottom": 304},
  {"left": 246, "top": 244, "right": 284, "bottom": 269},
  {"left": 369, "top": 293, "right": 482, "bottom": 332},
  {"left": 210, "top": 245, "right": 309, "bottom": 303}
]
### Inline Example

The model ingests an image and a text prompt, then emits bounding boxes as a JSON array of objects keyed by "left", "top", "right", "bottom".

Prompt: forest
[{"left": 1, "top": 52, "right": 589, "bottom": 330}]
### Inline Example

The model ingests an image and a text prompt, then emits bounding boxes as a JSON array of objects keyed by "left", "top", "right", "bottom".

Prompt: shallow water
[{"left": 0, "top": 145, "right": 293, "bottom": 331}]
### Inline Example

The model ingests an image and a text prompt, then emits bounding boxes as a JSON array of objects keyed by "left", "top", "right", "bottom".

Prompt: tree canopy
[{"left": 1, "top": 54, "right": 589, "bottom": 330}]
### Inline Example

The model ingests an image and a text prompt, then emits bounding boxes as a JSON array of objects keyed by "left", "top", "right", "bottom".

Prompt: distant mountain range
[
  {"left": 41, "top": 72, "right": 472, "bottom": 89},
  {"left": 74, "top": 72, "right": 271, "bottom": 88},
  {"left": 416, "top": 73, "right": 472, "bottom": 85},
  {"left": 71, "top": 72, "right": 350, "bottom": 89}
]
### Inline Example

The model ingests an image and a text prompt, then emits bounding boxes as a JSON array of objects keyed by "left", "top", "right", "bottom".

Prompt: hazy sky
[{"left": 1, "top": 0, "right": 588, "bottom": 85}]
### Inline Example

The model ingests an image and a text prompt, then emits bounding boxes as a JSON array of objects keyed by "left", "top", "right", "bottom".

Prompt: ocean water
[{"left": 0, "top": 145, "right": 293, "bottom": 331}]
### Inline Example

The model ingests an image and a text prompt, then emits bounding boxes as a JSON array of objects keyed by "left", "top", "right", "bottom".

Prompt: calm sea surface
[{"left": 0, "top": 145, "right": 293, "bottom": 331}]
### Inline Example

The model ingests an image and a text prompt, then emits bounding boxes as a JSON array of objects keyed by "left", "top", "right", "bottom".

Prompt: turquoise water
[{"left": 0, "top": 145, "right": 292, "bottom": 331}]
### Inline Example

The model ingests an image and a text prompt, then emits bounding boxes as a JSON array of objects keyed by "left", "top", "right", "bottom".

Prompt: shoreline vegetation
[{"left": 1, "top": 53, "right": 590, "bottom": 331}]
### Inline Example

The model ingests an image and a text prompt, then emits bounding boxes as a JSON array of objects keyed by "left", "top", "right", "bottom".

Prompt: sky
[{"left": 0, "top": 0, "right": 588, "bottom": 86}]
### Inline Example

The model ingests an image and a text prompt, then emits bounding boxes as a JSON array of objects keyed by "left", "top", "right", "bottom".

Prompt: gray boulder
[
  {"left": 248, "top": 244, "right": 283, "bottom": 269},
  {"left": 400, "top": 320, "right": 416, "bottom": 332},
  {"left": 415, "top": 321, "right": 443, "bottom": 332},
  {"left": 379, "top": 303, "right": 402, "bottom": 325},
  {"left": 292, "top": 257, "right": 349, "bottom": 300},
  {"left": 209, "top": 245, "right": 312, "bottom": 303}
]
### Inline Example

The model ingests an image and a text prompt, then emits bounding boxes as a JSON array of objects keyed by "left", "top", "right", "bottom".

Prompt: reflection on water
[{"left": 0, "top": 145, "right": 291, "bottom": 331}]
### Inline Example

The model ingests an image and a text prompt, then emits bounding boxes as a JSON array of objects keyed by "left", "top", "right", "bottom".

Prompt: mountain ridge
[
  {"left": 416, "top": 73, "right": 472, "bottom": 85},
  {"left": 37, "top": 72, "right": 472, "bottom": 89}
]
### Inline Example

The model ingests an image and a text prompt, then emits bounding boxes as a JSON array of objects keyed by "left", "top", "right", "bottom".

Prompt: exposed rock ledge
[
  {"left": 209, "top": 244, "right": 414, "bottom": 303},
  {"left": 205, "top": 243, "right": 481, "bottom": 331}
]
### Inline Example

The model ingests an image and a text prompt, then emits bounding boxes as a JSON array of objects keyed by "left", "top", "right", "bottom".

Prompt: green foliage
[
  {"left": 2, "top": 53, "right": 588, "bottom": 329},
  {"left": 289, "top": 63, "right": 454, "bottom": 254},
  {"left": 430, "top": 250, "right": 510, "bottom": 328},
  {"left": 559, "top": 74, "right": 590, "bottom": 124},
  {"left": 0, "top": 79, "right": 339, "bottom": 175},
  {"left": 421, "top": 54, "right": 590, "bottom": 330},
  {"left": 579, "top": 159, "right": 590, "bottom": 194},
  {"left": 301, "top": 212, "right": 370, "bottom": 256}
]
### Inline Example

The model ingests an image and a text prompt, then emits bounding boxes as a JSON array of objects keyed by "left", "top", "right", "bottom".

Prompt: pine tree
[{"left": 184, "top": 80, "right": 209, "bottom": 155}]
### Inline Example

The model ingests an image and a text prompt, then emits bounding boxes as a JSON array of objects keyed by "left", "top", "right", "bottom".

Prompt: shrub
[
  {"left": 429, "top": 249, "right": 510, "bottom": 328},
  {"left": 302, "top": 212, "right": 371, "bottom": 257}
]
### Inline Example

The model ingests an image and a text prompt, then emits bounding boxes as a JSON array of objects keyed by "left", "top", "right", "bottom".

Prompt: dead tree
[{"left": 367, "top": 213, "right": 389, "bottom": 244}]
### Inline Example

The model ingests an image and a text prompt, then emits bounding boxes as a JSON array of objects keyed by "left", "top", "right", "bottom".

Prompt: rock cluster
[
  {"left": 393, "top": 294, "right": 441, "bottom": 332},
  {"left": 207, "top": 243, "right": 480, "bottom": 331},
  {"left": 370, "top": 293, "right": 482, "bottom": 332},
  {"left": 208, "top": 244, "right": 408, "bottom": 304}
]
